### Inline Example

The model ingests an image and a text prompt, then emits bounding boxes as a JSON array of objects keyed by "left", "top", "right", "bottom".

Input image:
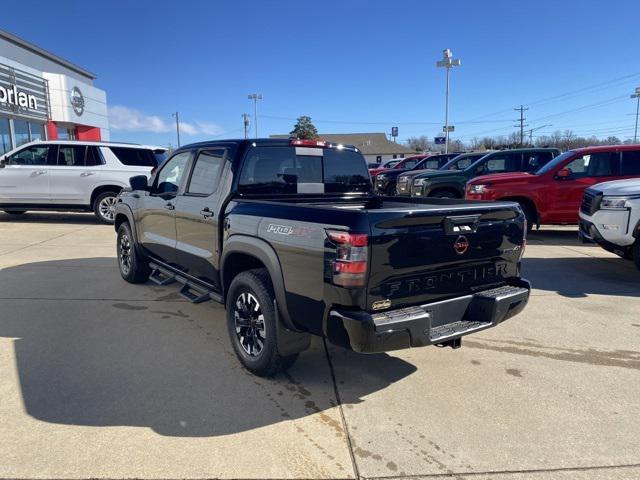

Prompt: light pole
[
  {"left": 631, "top": 87, "right": 640, "bottom": 143},
  {"left": 247, "top": 93, "right": 262, "bottom": 138},
  {"left": 171, "top": 112, "right": 180, "bottom": 147},
  {"left": 436, "top": 49, "right": 460, "bottom": 154}
]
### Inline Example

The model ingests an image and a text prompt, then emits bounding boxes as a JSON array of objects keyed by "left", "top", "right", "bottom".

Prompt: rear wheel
[
  {"left": 117, "top": 222, "right": 151, "bottom": 283},
  {"left": 93, "top": 190, "right": 120, "bottom": 224},
  {"left": 430, "top": 189, "right": 459, "bottom": 199},
  {"left": 226, "top": 268, "right": 298, "bottom": 376}
]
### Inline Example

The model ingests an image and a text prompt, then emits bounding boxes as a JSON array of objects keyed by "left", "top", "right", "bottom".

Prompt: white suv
[
  {"left": 579, "top": 178, "right": 640, "bottom": 270},
  {"left": 0, "top": 140, "right": 167, "bottom": 223}
]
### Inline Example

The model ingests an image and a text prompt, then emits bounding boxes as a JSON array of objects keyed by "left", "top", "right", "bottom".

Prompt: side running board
[{"left": 149, "top": 262, "right": 222, "bottom": 304}]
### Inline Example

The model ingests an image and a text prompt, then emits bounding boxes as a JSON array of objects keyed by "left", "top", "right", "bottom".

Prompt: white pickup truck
[{"left": 579, "top": 178, "right": 640, "bottom": 270}]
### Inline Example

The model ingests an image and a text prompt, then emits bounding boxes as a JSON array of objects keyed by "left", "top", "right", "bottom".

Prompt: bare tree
[{"left": 406, "top": 135, "right": 431, "bottom": 152}]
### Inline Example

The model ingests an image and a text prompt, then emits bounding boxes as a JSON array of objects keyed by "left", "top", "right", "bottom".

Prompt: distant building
[
  {"left": 0, "top": 29, "right": 109, "bottom": 156},
  {"left": 271, "top": 132, "right": 415, "bottom": 163}
]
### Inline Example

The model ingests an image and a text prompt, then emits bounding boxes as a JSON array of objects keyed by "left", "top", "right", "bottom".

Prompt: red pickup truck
[{"left": 465, "top": 145, "right": 640, "bottom": 228}]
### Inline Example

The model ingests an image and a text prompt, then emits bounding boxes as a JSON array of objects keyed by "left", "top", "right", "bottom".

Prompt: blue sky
[{"left": 4, "top": 0, "right": 640, "bottom": 147}]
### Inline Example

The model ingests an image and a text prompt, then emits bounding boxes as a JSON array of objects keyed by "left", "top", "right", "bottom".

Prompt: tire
[
  {"left": 93, "top": 190, "right": 120, "bottom": 224},
  {"left": 3, "top": 210, "right": 27, "bottom": 215},
  {"left": 226, "top": 268, "right": 298, "bottom": 376},
  {"left": 116, "top": 222, "right": 151, "bottom": 283},
  {"left": 517, "top": 202, "right": 536, "bottom": 233},
  {"left": 634, "top": 240, "right": 640, "bottom": 271},
  {"left": 430, "top": 189, "right": 459, "bottom": 199}
]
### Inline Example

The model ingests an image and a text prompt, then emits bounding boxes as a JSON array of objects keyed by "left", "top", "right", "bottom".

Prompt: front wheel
[
  {"left": 117, "top": 222, "right": 150, "bottom": 283},
  {"left": 226, "top": 269, "right": 298, "bottom": 376},
  {"left": 93, "top": 190, "right": 120, "bottom": 224}
]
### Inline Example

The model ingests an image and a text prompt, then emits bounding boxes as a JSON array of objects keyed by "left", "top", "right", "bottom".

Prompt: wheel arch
[
  {"left": 499, "top": 196, "right": 539, "bottom": 225},
  {"left": 113, "top": 205, "right": 139, "bottom": 243},
  {"left": 221, "top": 235, "right": 297, "bottom": 332},
  {"left": 90, "top": 184, "right": 125, "bottom": 207}
]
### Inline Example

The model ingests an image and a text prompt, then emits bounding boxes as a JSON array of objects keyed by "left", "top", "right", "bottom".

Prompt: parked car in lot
[
  {"left": 368, "top": 159, "right": 400, "bottom": 170},
  {"left": 579, "top": 178, "right": 640, "bottom": 269},
  {"left": 368, "top": 155, "right": 426, "bottom": 179},
  {"left": 114, "top": 138, "right": 530, "bottom": 376},
  {"left": 375, "top": 153, "right": 459, "bottom": 195},
  {"left": 0, "top": 140, "right": 168, "bottom": 223},
  {"left": 466, "top": 145, "right": 640, "bottom": 230},
  {"left": 397, "top": 152, "right": 485, "bottom": 196},
  {"left": 412, "top": 148, "right": 559, "bottom": 199}
]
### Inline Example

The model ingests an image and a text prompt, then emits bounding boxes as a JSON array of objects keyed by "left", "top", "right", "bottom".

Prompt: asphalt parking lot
[{"left": 1, "top": 212, "right": 639, "bottom": 480}]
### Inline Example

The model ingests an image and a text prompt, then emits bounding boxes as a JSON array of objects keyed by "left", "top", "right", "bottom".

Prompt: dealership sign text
[{"left": 0, "top": 83, "right": 38, "bottom": 110}]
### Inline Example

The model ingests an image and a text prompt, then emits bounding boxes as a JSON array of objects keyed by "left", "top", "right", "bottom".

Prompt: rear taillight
[
  {"left": 326, "top": 230, "right": 368, "bottom": 287},
  {"left": 519, "top": 220, "right": 527, "bottom": 261}
]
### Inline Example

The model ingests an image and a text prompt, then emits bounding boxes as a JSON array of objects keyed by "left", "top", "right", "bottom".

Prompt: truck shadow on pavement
[
  {"left": 0, "top": 212, "right": 99, "bottom": 225},
  {"left": 523, "top": 256, "right": 639, "bottom": 298},
  {"left": 0, "top": 258, "right": 417, "bottom": 437}
]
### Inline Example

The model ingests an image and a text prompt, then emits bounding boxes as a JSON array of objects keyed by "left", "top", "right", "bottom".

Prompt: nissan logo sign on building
[{"left": 0, "top": 28, "right": 109, "bottom": 156}]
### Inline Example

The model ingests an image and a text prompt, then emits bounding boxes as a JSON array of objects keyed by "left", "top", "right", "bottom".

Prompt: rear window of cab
[{"left": 238, "top": 146, "right": 371, "bottom": 195}]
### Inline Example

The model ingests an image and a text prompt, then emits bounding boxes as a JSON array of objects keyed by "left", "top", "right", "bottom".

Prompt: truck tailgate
[{"left": 365, "top": 202, "right": 525, "bottom": 311}]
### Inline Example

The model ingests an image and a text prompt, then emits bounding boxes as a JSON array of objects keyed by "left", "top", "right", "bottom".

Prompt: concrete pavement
[{"left": 0, "top": 212, "right": 638, "bottom": 479}]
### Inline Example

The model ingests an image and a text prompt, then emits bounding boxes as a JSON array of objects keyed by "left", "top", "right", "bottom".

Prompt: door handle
[
  {"left": 32, "top": 170, "right": 46, "bottom": 176},
  {"left": 80, "top": 172, "right": 95, "bottom": 177},
  {"left": 164, "top": 203, "right": 175, "bottom": 210},
  {"left": 200, "top": 207, "right": 214, "bottom": 218}
]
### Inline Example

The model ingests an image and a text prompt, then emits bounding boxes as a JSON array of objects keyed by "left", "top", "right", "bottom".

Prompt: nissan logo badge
[{"left": 454, "top": 235, "right": 470, "bottom": 255}]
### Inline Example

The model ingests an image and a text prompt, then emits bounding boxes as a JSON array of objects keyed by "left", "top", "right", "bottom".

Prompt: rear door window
[
  {"left": 524, "top": 151, "right": 554, "bottom": 172},
  {"left": 110, "top": 147, "right": 156, "bottom": 167},
  {"left": 565, "top": 152, "right": 620, "bottom": 178},
  {"left": 57, "top": 145, "right": 86, "bottom": 166},
  {"left": 621, "top": 150, "right": 640, "bottom": 175},
  {"left": 186, "top": 149, "right": 225, "bottom": 195},
  {"left": 483, "top": 153, "right": 522, "bottom": 173}
]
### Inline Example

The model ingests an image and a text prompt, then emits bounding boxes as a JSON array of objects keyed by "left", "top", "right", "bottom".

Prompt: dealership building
[{"left": 0, "top": 29, "right": 109, "bottom": 156}]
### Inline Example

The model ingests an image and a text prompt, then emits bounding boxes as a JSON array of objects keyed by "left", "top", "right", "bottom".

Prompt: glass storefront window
[
  {"left": 30, "top": 122, "right": 45, "bottom": 142},
  {"left": 0, "top": 118, "right": 11, "bottom": 155},
  {"left": 14, "top": 120, "right": 30, "bottom": 147},
  {"left": 56, "top": 127, "right": 75, "bottom": 140}
]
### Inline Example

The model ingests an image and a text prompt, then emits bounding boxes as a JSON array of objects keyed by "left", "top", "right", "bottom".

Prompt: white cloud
[{"left": 109, "top": 105, "right": 223, "bottom": 136}]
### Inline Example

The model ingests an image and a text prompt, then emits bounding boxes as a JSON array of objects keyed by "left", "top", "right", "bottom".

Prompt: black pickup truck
[{"left": 114, "top": 138, "right": 530, "bottom": 376}]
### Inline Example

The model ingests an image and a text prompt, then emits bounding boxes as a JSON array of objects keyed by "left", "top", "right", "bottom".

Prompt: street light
[
  {"left": 631, "top": 87, "right": 640, "bottom": 143},
  {"left": 247, "top": 93, "right": 263, "bottom": 138},
  {"left": 436, "top": 49, "right": 461, "bottom": 154},
  {"left": 171, "top": 112, "right": 180, "bottom": 147}
]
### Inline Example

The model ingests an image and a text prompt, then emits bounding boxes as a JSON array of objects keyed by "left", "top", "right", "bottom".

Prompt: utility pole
[
  {"left": 631, "top": 87, "right": 640, "bottom": 143},
  {"left": 514, "top": 105, "right": 529, "bottom": 145},
  {"left": 242, "top": 113, "right": 251, "bottom": 139},
  {"left": 527, "top": 124, "right": 552, "bottom": 145},
  {"left": 436, "top": 49, "right": 461, "bottom": 154},
  {"left": 172, "top": 112, "right": 180, "bottom": 147},
  {"left": 247, "top": 93, "right": 263, "bottom": 138}
]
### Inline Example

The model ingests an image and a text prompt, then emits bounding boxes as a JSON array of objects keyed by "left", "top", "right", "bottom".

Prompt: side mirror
[
  {"left": 0, "top": 158, "right": 6, "bottom": 169},
  {"left": 556, "top": 168, "right": 572, "bottom": 179},
  {"left": 476, "top": 164, "right": 487, "bottom": 175},
  {"left": 129, "top": 175, "right": 149, "bottom": 191}
]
